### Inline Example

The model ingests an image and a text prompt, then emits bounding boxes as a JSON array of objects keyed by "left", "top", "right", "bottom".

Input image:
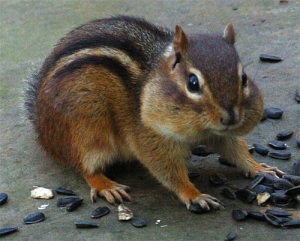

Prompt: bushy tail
[{"left": 24, "top": 70, "right": 40, "bottom": 126}]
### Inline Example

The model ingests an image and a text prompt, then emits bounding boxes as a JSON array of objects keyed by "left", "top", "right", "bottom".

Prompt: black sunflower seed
[
  {"left": 248, "top": 211, "right": 265, "bottom": 221},
  {"left": 256, "top": 173, "right": 277, "bottom": 186},
  {"left": 0, "top": 227, "right": 18, "bottom": 237},
  {"left": 268, "top": 150, "right": 291, "bottom": 160},
  {"left": 265, "top": 209, "right": 292, "bottom": 217},
  {"left": 192, "top": 145, "right": 213, "bottom": 156},
  {"left": 248, "top": 175, "right": 265, "bottom": 189},
  {"left": 221, "top": 188, "right": 237, "bottom": 200},
  {"left": 295, "top": 89, "right": 300, "bottom": 103},
  {"left": 91, "top": 206, "right": 110, "bottom": 218},
  {"left": 270, "top": 193, "right": 292, "bottom": 207},
  {"left": 56, "top": 187, "right": 76, "bottom": 196},
  {"left": 66, "top": 199, "right": 83, "bottom": 212},
  {"left": 130, "top": 217, "right": 147, "bottom": 228},
  {"left": 285, "top": 186, "right": 300, "bottom": 198},
  {"left": 283, "top": 174, "right": 300, "bottom": 186},
  {"left": 57, "top": 196, "right": 80, "bottom": 207},
  {"left": 235, "top": 189, "right": 256, "bottom": 203},
  {"left": 225, "top": 232, "right": 236, "bottom": 241},
  {"left": 253, "top": 143, "right": 269, "bottom": 155},
  {"left": 259, "top": 54, "right": 282, "bottom": 63},
  {"left": 254, "top": 184, "right": 274, "bottom": 194},
  {"left": 264, "top": 213, "right": 283, "bottom": 227},
  {"left": 232, "top": 209, "right": 248, "bottom": 221},
  {"left": 264, "top": 107, "right": 283, "bottom": 119},
  {"left": 268, "top": 141, "right": 288, "bottom": 150},
  {"left": 0, "top": 193, "right": 8, "bottom": 205},
  {"left": 75, "top": 221, "right": 99, "bottom": 228},
  {"left": 23, "top": 212, "right": 45, "bottom": 224},
  {"left": 282, "top": 219, "right": 300, "bottom": 228},
  {"left": 293, "top": 159, "right": 300, "bottom": 176},
  {"left": 189, "top": 203, "right": 208, "bottom": 214},
  {"left": 276, "top": 130, "right": 293, "bottom": 140},
  {"left": 273, "top": 178, "right": 294, "bottom": 190}
]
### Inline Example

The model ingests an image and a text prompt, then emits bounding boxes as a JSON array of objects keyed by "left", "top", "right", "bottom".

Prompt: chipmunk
[{"left": 25, "top": 16, "right": 283, "bottom": 211}]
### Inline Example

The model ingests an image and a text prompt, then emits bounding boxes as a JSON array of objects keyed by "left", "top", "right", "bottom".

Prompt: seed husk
[
  {"left": 257, "top": 192, "right": 271, "bottom": 205},
  {"left": 31, "top": 187, "right": 53, "bottom": 199},
  {"left": 23, "top": 211, "right": 45, "bottom": 224},
  {"left": 235, "top": 189, "right": 256, "bottom": 203},
  {"left": 209, "top": 173, "right": 227, "bottom": 186},
  {"left": 265, "top": 209, "right": 292, "bottom": 217},
  {"left": 57, "top": 196, "right": 80, "bottom": 207},
  {"left": 118, "top": 204, "right": 133, "bottom": 221},
  {"left": 248, "top": 145, "right": 255, "bottom": 153},
  {"left": 0, "top": 193, "right": 8, "bottom": 205},
  {"left": 232, "top": 209, "right": 248, "bottom": 221},
  {"left": 75, "top": 221, "right": 99, "bottom": 228},
  {"left": 259, "top": 54, "right": 282, "bottom": 63},
  {"left": 0, "top": 227, "right": 18, "bottom": 237},
  {"left": 253, "top": 143, "right": 269, "bottom": 155},
  {"left": 268, "top": 141, "right": 288, "bottom": 150},
  {"left": 268, "top": 150, "right": 291, "bottom": 160},
  {"left": 91, "top": 206, "right": 110, "bottom": 218},
  {"left": 225, "top": 232, "right": 236, "bottom": 241},
  {"left": 189, "top": 203, "right": 208, "bottom": 214},
  {"left": 248, "top": 211, "right": 265, "bottom": 221},
  {"left": 285, "top": 186, "right": 300, "bottom": 198},
  {"left": 130, "top": 217, "right": 147, "bottom": 228},
  {"left": 276, "top": 130, "right": 293, "bottom": 140},
  {"left": 264, "top": 107, "right": 283, "bottom": 119},
  {"left": 221, "top": 188, "right": 237, "bottom": 200},
  {"left": 66, "top": 198, "right": 83, "bottom": 212},
  {"left": 282, "top": 219, "right": 300, "bottom": 228},
  {"left": 56, "top": 187, "right": 76, "bottom": 196}
]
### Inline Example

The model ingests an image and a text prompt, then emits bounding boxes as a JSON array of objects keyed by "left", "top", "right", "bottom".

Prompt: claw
[
  {"left": 187, "top": 194, "right": 224, "bottom": 211},
  {"left": 91, "top": 184, "right": 132, "bottom": 205},
  {"left": 258, "top": 163, "right": 285, "bottom": 178}
]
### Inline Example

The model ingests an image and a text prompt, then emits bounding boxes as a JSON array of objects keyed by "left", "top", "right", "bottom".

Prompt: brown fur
[{"left": 25, "top": 16, "right": 283, "bottom": 211}]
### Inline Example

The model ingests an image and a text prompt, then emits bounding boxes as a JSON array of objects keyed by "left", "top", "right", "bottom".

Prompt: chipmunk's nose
[{"left": 220, "top": 108, "right": 238, "bottom": 126}]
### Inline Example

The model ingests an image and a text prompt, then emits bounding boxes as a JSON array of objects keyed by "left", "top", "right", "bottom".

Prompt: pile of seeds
[
  {"left": 0, "top": 187, "right": 147, "bottom": 238},
  {"left": 232, "top": 209, "right": 300, "bottom": 228}
]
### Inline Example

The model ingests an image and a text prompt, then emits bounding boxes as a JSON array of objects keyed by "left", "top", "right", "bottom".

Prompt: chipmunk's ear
[
  {"left": 223, "top": 23, "right": 235, "bottom": 44},
  {"left": 170, "top": 25, "right": 189, "bottom": 70},
  {"left": 173, "top": 25, "right": 189, "bottom": 54}
]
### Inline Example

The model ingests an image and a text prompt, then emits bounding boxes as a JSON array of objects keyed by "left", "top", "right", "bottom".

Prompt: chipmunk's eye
[
  {"left": 187, "top": 74, "right": 200, "bottom": 92},
  {"left": 242, "top": 72, "right": 248, "bottom": 87}
]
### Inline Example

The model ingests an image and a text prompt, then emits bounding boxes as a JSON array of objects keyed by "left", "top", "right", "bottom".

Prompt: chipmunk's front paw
[
  {"left": 91, "top": 183, "right": 132, "bottom": 204},
  {"left": 186, "top": 194, "right": 224, "bottom": 212},
  {"left": 243, "top": 162, "right": 285, "bottom": 178}
]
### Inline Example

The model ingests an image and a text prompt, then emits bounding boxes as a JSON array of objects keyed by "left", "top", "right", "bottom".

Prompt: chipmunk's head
[{"left": 141, "top": 24, "right": 264, "bottom": 142}]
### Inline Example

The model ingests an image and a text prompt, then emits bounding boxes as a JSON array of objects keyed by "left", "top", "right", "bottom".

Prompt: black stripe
[
  {"left": 53, "top": 56, "right": 132, "bottom": 83},
  {"left": 53, "top": 37, "right": 147, "bottom": 71}
]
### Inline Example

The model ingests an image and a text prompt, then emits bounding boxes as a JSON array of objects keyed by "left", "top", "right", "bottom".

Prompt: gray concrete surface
[{"left": 0, "top": 0, "right": 299, "bottom": 240}]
